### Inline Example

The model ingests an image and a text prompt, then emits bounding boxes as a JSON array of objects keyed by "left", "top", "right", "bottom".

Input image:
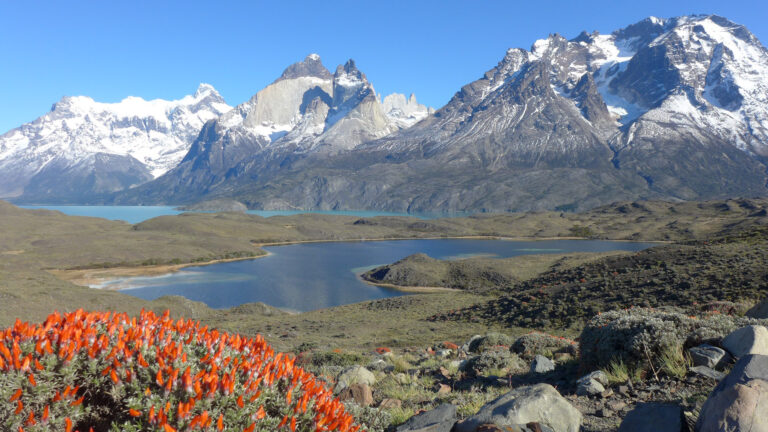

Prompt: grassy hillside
[
  {"left": 361, "top": 251, "right": 630, "bottom": 292},
  {"left": 2, "top": 197, "right": 768, "bottom": 344},
  {"left": 432, "top": 226, "right": 768, "bottom": 330}
]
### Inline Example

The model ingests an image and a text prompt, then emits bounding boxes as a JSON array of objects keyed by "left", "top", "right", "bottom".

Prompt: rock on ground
[
  {"left": 690, "top": 366, "right": 727, "bottom": 381},
  {"left": 338, "top": 383, "right": 373, "bottom": 407},
  {"left": 474, "top": 424, "right": 554, "bottom": 432},
  {"left": 531, "top": 355, "right": 555, "bottom": 374},
  {"left": 747, "top": 297, "right": 768, "bottom": 319},
  {"left": 696, "top": 354, "right": 768, "bottom": 432},
  {"left": 336, "top": 366, "right": 376, "bottom": 392},
  {"left": 454, "top": 384, "right": 582, "bottom": 432},
  {"left": 721, "top": 325, "right": 768, "bottom": 358},
  {"left": 379, "top": 398, "right": 402, "bottom": 410},
  {"left": 689, "top": 344, "right": 730, "bottom": 369},
  {"left": 576, "top": 374, "right": 606, "bottom": 396},
  {"left": 396, "top": 403, "right": 457, "bottom": 432},
  {"left": 618, "top": 403, "right": 684, "bottom": 432}
]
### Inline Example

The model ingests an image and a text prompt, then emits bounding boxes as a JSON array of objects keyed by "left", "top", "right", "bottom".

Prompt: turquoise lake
[
  {"left": 97, "top": 239, "right": 658, "bottom": 312},
  {"left": 18, "top": 205, "right": 463, "bottom": 224}
]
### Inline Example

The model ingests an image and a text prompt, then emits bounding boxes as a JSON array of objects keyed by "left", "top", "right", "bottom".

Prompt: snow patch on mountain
[
  {"left": 381, "top": 93, "right": 432, "bottom": 128},
  {"left": 0, "top": 84, "right": 231, "bottom": 198}
]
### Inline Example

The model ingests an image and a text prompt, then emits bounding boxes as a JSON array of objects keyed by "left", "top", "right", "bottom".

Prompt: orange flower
[{"left": 10, "top": 388, "right": 22, "bottom": 402}]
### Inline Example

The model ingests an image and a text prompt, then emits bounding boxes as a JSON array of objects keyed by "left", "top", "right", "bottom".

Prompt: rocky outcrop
[
  {"left": 721, "top": 325, "right": 768, "bottom": 358},
  {"left": 696, "top": 354, "right": 768, "bottom": 431},
  {"left": 747, "top": 297, "right": 768, "bottom": 319},
  {"left": 114, "top": 54, "right": 429, "bottom": 206},
  {"left": 336, "top": 365, "right": 376, "bottom": 392},
  {"left": 454, "top": 384, "right": 582, "bottom": 432},
  {"left": 395, "top": 403, "right": 457, "bottom": 432},
  {"left": 618, "top": 403, "right": 684, "bottom": 432}
]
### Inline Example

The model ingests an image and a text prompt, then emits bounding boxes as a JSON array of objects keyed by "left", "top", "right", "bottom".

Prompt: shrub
[
  {"left": 511, "top": 332, "right": 575, "bottom": 360},
  {"left": 0, "top": 309, "right": 363, "bottom": 431},
  {"left": 463, "top": 349, "right": 525, "bottom": 377},
  {"left": 306, "top": 351, "right": 368, "bottom": 369},
  {"left": 579, "top": 307, "right": 768, "bottom": 370},
  {"left": 467, "top": 333, "right": 513, "bottom": 353},
  {"left": 341, "top": 403, "right": 390, "bottom": 432}
]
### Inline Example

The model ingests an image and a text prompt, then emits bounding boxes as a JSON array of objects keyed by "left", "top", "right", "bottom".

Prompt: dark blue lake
[{"left": 98, "top": 239, "right": 658, "bottom": 312}]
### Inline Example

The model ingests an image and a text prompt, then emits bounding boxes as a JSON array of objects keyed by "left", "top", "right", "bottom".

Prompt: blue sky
[{"left": 1, "top": 0, "right": 766, "bottom": 134}]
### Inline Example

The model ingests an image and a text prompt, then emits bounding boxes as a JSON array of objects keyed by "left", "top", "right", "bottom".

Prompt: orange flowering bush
[{"left": 0, "top": 309, "right": 363, "bottom": 432}]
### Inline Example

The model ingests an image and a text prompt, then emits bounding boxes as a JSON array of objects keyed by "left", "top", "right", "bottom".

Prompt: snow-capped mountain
[
  {"left": 25, "top": 15, "right": 768, "bottom": 212},
  {"left": 114, "top": 55, "right": 431, "bottom": 204},
  {"left": 381, "top": 93, "right": 434, "bottom": 128},
  {"left": 0, "top": 84, "right": 231, "bottom": 202},
  {"left": 191, "top": 14, "right": 766, "bottom": 212}
]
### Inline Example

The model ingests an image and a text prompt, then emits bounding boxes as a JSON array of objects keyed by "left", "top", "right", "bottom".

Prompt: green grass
[
  {"left": 660, "top": 346, "right": 692, "bottom": 379},
  {"left": 605, "top": 359, "right": 630, "bottom": 384}
]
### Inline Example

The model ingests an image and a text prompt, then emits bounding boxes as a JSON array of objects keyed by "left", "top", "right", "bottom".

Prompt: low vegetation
[
  {"left": 3, "top": 199, "right": 768, "bottom": 429},
  {"left": 0, "top": 309, "right": 362, "bottom": 431},
  {"left": 432, "top": 227, "right": 768, "bottom": 329}
]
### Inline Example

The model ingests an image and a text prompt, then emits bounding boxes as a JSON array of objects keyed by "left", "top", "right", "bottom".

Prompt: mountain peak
[
  {"left": 50, "top": 95, "right": 95, "bottom": 113},
  {"left": 277, "top": 54, "right": 332, "bottom": 81},
  {"left": 334, "top": 59, "right": 368, "bottom": 87},
  {"left": 194, "top": 83, "right": 218, "bottom": 98}
]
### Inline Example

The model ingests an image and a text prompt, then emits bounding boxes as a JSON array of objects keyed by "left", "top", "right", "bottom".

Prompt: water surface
[
  {"left": 19, "top": 205, "right": 464, "bottom": 224},
  {"left": 100, "top": 239, "right": 658, "bottom": 312}
]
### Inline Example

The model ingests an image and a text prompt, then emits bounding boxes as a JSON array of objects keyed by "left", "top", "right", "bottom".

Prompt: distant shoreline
[
  {"left": 50, "top": 253, "right": 271, "bottom": 289},
  {"left": 52, "top": 235, "right": 663, "bottom": 290},
  {"left": 357, "top": 272, "right": 463, "bottom": 293}
]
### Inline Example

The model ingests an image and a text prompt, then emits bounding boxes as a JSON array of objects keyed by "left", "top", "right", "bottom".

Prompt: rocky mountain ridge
[
  {"left": 114, "top": 14, "right": 768, "bottom": 212},
  {"left": 113, "top": 54, "right": 432, "bottom": 205},
  {"left": 0, "top": 84, "right": 232, "bottom": 202},
  {"left": 4, "top": 14, "right": 768, "bottom": 211}
]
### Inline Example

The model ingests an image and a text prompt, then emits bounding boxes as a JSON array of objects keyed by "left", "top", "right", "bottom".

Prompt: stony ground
[{"left": 296, "top": 328, "right": 726, "bottom": 431}]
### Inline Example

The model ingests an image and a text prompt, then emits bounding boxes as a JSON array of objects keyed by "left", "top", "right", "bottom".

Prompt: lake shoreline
[
  {"left": 52, "top": 235, "right": 663, "bottom": 290},
  {"left": 50, "top": 252, "right": 271, "bottom": 289},
  {"left": 357, "top": 272, "right": 463, "bottom": 293}
]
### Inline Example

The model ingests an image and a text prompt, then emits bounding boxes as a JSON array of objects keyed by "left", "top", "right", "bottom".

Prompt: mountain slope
[
  {"left": 194, "top": 14, "right": 768, "bottom": 212},
  {"left": 0, "top": 84, "right": 231, "bottom": 202},
  {"left": 114, "top": 55, "right": 432, "bottom": 205}
]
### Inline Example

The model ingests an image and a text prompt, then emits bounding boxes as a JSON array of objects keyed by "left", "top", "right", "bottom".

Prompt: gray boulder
[
  {"left": 473, "top": 424, "right": 555, "bottom": 432},
  {"left": 336, "top": 366, "right": 376, "bottom": 392},
  {"left": 722, "top": 325, "right": 768, "bottom": 358},
  {"left": 531, "top": 355, "right": 556, "bottom": 374},
  {"left": 454, "top": 384, "right": 582, "bottom": 432},
  {"left": 689, "top": 344, "right": 730, "bottom": 369},
  {"left": 338, "top": 383, "right": 373, "bottom": 407},
  {"left": 696, "top": 354, "right": 768, "bottom": 432},
  {"left": 690, "top": 366, "right": 727, "bottom": 381},
  {"left": 580, "top": 370, "right": 609, "bottom": 386},
  {"left": 576, "top": 373, "right": 606, "bottom": 397},
  {"left": 396, "top": 403, "right": 457, "bottom": 432},
  {"left": 618, "top": 403, "right": 684, "bottom": 432},
  {"left": 462, "top": 335, "right": 483, "bottom": 353},
  {"left": 747, "top": 298, "right": 768, "bottom": 319}
]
